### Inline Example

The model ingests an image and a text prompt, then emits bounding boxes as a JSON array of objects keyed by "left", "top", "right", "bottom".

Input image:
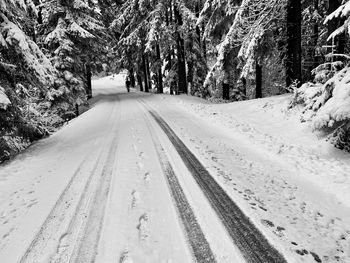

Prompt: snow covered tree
[
  {"left": 292, "top": 0, "right": 350, "bottom": 152},
  {"left": 110, "top": 0, "right": 208, "bottom": 96},
  {"left": 200, "top": 0, "right": 286, "bottom": 100},
  {"left": 38, "top": 0, "right": 109, "bottom": 113},
  {"left": 1, "top": 0, "right": 60, "bottom": 162}
]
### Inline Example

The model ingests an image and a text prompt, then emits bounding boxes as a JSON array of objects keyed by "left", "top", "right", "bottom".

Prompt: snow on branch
[
  {"left": 324, "top": 1, "right": 350, "bottom": 40},
  {"left": 312, "top": 67, "right": 350, "bottom": 129},
  {"left": 0, "top": 87, "right": 11, "bottom": 110},
  {"left": 324, "top": 2, "right": 350, "bottom": 24},
  {"left": 0, "top": 13, "right": 55, "bottom": 85},
  {"left": 68, "top": 21, "right": 95, "bottom": 39},
  {"left": 145, "top": 3, "right": 161, "bottom": 48},
  {"left": 45, "top": 18, "right": 67, "bottom": 46}
]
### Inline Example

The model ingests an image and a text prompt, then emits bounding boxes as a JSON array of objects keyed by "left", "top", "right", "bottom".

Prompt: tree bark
[
  {"left": 313, "top": 0, "right": 319, "bottom": 69},
  {"left": 137, "top": 73, "right": 143, "bottom": 91},
  {"left": 166, "top": 2, "right": 174, "bottom": 95},
  {"left": 86, "top": 63, "right": 92, "bottom": 99},
  {"left": 129, "top": 68, "right": 135, "bottom": 87},
  {"left": 142, "top": 54, "right": 149, "bottom": 92},
  {"left": 156, "top": 43, "right": 163, "bottom": 93},
  {"left": 255, "top": 61, "right": 262, "bottom": 99},
  {"left": 222, "top": 82, "right": 230, "bottom": 100},
  {"left": 286, "top": 0, "right": 302, "bottom": 88},
  {"left": 174, "top": 5, "right": 187, "bottom": 94},
  {"left": 146, "top": 54, "right": 152, "bottom": 91},
  {"left": 37, "top": 7, "right": 43, "bottom": 24},
  {"left": 242, "top": 77, "right": 247, "bottom": 97}
]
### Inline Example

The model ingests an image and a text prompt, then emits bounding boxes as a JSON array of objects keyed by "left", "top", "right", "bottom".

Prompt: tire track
[
  {"left": 68, "top": 96, "right": 121, "bottom": 263},
  {"left": 69, "top": 134, "right": 119, "bottom": 263},
  {"left": 140, "top": 102, "right": 216, "bottom": 263},
  {"left": 142, "top": 100, "right": 287, "bottom": 263},
  {"left": 19, "top": 147, "right": 103, "bottom": 263},
  {"left": 20, "top": 99, "right": 121, "bottom": 263}
]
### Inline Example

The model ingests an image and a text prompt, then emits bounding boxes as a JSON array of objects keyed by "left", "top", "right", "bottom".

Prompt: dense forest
[{"left": 1, "top": 0, "right": 350, "bottom": 161}]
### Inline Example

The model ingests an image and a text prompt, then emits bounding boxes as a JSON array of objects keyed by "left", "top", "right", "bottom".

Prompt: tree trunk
[
  {"left": 202, "top": 25, "right": 207, "bottom": 62},
  {"left": 38, "top": 7, "right": 43, "bottom": 24},
  {"left": 142, "top": 54, "right": 149, "bottom": 92},
  {"left": 222, "top": 82, "right": 230, "bottom": 100},
  {"left": 286, "top": 0, "right": 302, "bottom": 88},
  {"left": 255, "top": 61, "right": 262, "bottom": 99},
  {"left": 156, "top": 43, "right": 163, "bottom": 93},
  {"left": 242, "top": 77, "right": 247, "bottom": 97},
  {"left": 174, "top": 5, "right": 187, "bottom": 94},
  {"left": 137, "top": 73, "right": 143, "bottom": 91},
  {"left": 313, "top": 0, "right": 319, "bottom": 69},
  {"left": 86, "top": 63, "right": 92, "bottom": 99},
  {"left": 146, "top": 55, "right": 152, "bottom": 91},
  {"left": 166, "top": 3, "right": 175, "bottom": 95},
  {"left": 129, "top": 68, "right": 135, "bottom": 87}
]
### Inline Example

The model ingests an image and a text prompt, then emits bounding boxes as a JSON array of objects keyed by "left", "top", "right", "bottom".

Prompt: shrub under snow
[{"left": 292, "top": 67, "right": 350, "bottom": 151}]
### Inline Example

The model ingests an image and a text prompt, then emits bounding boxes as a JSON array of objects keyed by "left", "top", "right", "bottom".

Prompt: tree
[
  {"left": 0, "top": 0, "right": 59, "bottom": 162},
  {"left": 201, "top": 0, "right": 285, "bottom": 100},
  {"left": 38, "top": 0, "right": 109, "bottom": 113},
  {"left": 286, "top": 0, "right": 302, "bottom": 88}
]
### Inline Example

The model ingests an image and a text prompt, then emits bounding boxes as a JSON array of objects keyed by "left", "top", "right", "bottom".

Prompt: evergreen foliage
[{"left": 2, "top": 0, "right": 350, "bottom": 159}]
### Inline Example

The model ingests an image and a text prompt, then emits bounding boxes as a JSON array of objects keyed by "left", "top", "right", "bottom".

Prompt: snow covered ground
[
  {"left": 0, "top": 75, "right": 349, "bottom": 263},
  {"left": 146, "top": 89, "right": 350, "bottom": 263}
]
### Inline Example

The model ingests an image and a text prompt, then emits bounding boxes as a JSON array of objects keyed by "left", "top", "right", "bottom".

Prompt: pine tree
[
  {"left": 200, "top": 0, "right": 285, "bottom": 100},
  {"left": 0, "top": 0, "right": 59, "bottom": 162},
  {"left": 38, "top": 0, "right": 109, "bottom": 114}
]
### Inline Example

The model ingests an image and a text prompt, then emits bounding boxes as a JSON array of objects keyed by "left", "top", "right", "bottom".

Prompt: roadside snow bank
[
  {"left": 293, "top": 67, "right": 350, "bottom": 152},
  {"left": 156, "top": 94, "right": 350, "bottom": 208}
]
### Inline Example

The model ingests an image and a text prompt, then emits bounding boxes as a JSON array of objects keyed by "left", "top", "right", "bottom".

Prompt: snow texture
[
  {"left": 0, "top": 87, "right": 11, "bottom": 110},
  {"left": 0, "top": 14, "right": 55, "bottom": 85}
]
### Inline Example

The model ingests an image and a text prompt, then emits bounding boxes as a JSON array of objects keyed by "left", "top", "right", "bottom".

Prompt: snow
[
  {"left": 0, "top": 32, "right": 7, "bottom": 47},
  {"left": 313, "top": 67, "right": 350, "bottom": 129},
  {"left": 45, "top": 18, "right": 67, "bottom": 45},
  {"left": 145, "top": 91, "right": 350, "bottom": 262},
  {"left": 295, "top": 67, "right": 350, "bottom": 130},
  {"left": 68, "top": 22, "right": 95, "bottom": 39},
  {"left": 0, "top": 87, "right": 11, "bottom": 110},
  {"left": 0, "top": 14, "right": 55, "bottom": 85},
  {"left": 1, "top": 75, "right": 350, "bottom": 262}
]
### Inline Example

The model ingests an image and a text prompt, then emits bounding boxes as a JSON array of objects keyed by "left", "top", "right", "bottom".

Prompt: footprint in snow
[
  {"left": 136, "top": 162, "right": 144, "bottom": 171},
  {"left": 131, "top": 191, "right": 140, "bottom": 209},
  {"left": 119, "top": 250, "right": 133, "bottom": 263},
  {"left": 261, "top": 219, "right": 275, "bottom": 228},
  {"left": 137, "top": 213, "right": 149, "bottom": 241},
  {"left": 139, "top": 152, "right": 146, "bottom": 159},
  {"left": 144, "top": 172, "right": 150, "bottom": 182}
]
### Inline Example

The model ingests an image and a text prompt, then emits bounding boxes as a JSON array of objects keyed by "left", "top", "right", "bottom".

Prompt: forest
[{"left": 1, "top": 0, "right": 350, "bottom": 161}]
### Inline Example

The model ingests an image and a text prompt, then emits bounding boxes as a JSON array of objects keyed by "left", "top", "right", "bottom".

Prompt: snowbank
[{"left": 312, "top": 67, "right": 350, "bottom": 129}]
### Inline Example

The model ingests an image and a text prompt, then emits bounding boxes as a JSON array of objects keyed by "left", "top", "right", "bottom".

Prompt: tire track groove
[
  {"left": 143, "top": 109, "right": 216, "bottom": 263},
  {"left": 143, "top": 102, "right": 287, "bottom": 263},
  {"left": 20, "top": 99, "right": 120, "bottom": 263}
]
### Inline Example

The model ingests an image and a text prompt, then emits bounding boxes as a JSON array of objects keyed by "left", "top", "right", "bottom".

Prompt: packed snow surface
[{"left": 0, "top": 75, "right": 349, "bottom": 263}]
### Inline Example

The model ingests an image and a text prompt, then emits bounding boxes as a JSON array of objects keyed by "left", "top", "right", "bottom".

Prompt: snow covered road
[
  {"left": 0, "top": 75, "right": 245, "bottom": 262},
  {"left": 1, "top": 75, "right": 350, "bottom": 263}
]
